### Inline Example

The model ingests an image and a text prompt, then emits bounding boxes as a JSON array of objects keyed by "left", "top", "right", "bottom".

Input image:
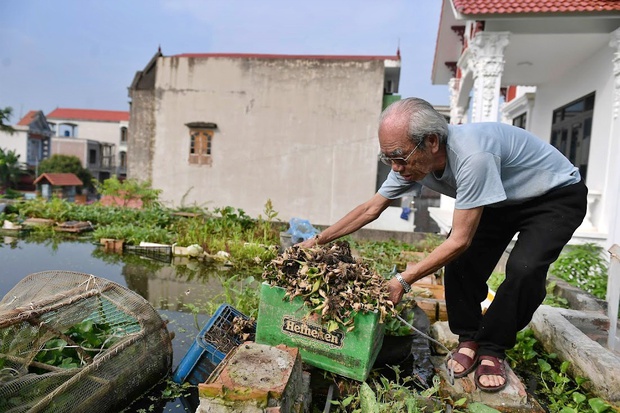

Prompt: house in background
[
  {"left": 33, "top": 172, "right": 83, "bottom": 202},
  {"left": 431, "top": 0, "right": 620, "bottom": 249},
  {"left": 47, "top": 108, "right": 130, "bottom": 180},
  {"left": 128, "top": 51, "right": 407, "bottom": 230},
  {"left": 0, "top": 110, "right": 54, "bottom": 190},
  {"left": 51, "top": 136, "right": 115, "bottom": 182}
]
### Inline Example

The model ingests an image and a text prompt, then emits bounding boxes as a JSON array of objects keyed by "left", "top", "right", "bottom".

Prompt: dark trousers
[{"left": 444, "top": 180, "right": 588, "bottom": 358}]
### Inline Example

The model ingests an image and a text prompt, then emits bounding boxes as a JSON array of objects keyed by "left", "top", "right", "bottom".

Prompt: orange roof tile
[
  {"left": 451, "top": 0, "right": 620, "bottom": 15},
  {"left": 16, "top": 110, "right": 38, "bottom": 126},
  {"left": 33, "top": 173, "right": 83, "bottom": 186},
  {"left": 47, "top": 108, "right": 129, "bottom": 122}
]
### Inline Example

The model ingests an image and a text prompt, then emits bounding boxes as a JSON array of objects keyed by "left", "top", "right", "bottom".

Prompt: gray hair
[{"left": 379, "top": 97, "right": 449, "bottom": 147}]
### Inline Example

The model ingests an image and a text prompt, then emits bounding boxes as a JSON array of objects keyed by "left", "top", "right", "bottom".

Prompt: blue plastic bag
[
  {"left": 400, "top": 207, "right": 412, "bottom": 220},
  {"left": 287, "top": 218, "right": 318, "bottom": 244}
]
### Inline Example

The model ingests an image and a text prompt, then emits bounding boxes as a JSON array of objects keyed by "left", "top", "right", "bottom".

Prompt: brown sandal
[
  {"left": 474, "top": 355, "right": 507, "bottom": 392},
  {"left": 448, "top": 341, "right": 479, "bottom": 378}
]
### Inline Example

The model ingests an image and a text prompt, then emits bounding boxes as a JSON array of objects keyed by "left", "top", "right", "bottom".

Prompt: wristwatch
[{"left": 395, "top": 273, "right": 411, "bottom": 293}]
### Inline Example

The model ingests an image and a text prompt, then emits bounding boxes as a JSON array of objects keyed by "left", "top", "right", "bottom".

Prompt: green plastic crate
[{"left": 255, "top": 283, "right": 385, "bottom": 381}]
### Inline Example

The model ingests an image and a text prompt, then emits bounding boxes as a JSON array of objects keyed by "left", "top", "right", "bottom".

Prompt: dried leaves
[
  {"left": 262, "top": 241, "right": 396, "bottom": 331},
  {"left": 231, "top": 316, "right": 256, "bottom": 342}
]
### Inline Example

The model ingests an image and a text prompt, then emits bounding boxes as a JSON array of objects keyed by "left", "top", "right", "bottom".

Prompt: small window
[
  {"left": 89, "top": 149, "right": 97, "bottom": 165},
  {"left": 59, "top": 123, "right": 77, "bottom": 137},
  {"left": 120, "top": 127, "right": 128, "bottom": 143},
  {"left": 189, "top": 129, "right": 214, "bottom": 165},
  {"left": 119, "top": 151, "right": 127, "bottom": 168},
  {"left": 512, "top": 113, "right": 526, "bottom": 129}
]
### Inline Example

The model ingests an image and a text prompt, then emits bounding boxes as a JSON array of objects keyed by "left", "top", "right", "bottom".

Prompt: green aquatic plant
[
  {"left": 33, "top": 320, "right": 121, "bottom": 372},
  {"left": 383, "top": 298, "right": 417, "bottom": 336},
  {"left": 92, "top": 223, "right": 173, "bottom": 245}
]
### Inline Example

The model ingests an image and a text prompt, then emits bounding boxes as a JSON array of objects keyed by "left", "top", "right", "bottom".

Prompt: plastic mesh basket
[
  {"left": 172, "top": 304, "right": 254, "bottom": 385},
  {"left": 0, "top": 271, "right": 173, "bottom": 413}
]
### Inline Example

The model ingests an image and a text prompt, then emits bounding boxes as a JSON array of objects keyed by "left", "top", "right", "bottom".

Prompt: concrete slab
[
  {"left": 430, "top": 321, "right": 543, "bottom": 411},
  {"left": 548, "top": 276, "right": 607, "bottom": 314},
  {"left": 429, "top": 320, "right": 458, "bottom": 355},
  {"left": 531, "top": 305, "right": 620, "bottom": 406},
  {"left": 197, "top": 343, "right": 310, "bottom": 413},
  {"left": 431, "top": 356, "right": 544, "bottom": 412}
]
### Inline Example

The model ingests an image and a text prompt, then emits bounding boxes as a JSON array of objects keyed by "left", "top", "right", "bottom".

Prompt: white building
[
  {"left": 0, "top": 110, "right": 54, "bottom": 187},
  {"left": 47, "top": 108, "right": 130, "bottom": 180},
  {"left": 431, "top": 0, "right": 620, "bottom": 249}
]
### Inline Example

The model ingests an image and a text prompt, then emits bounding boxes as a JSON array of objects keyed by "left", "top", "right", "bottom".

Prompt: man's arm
[
  {"left": 388, "top": 206, "right": 484, "bottom": 303},
  {"left": 298, "top": 193, "right": 393, "bottom": 247}
]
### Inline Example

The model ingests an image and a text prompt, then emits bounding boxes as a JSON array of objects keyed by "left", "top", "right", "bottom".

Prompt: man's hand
[
  {"left": 387, "top": 277, "right": 404, "bottom": 305},
  {"left": 296, "top": 236, "right": 318, "bottom": 248}
]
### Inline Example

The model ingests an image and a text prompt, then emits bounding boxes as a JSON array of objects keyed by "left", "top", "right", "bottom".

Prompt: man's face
[{"left": 378, "top": 117, "right": 434, "bottom": 182}]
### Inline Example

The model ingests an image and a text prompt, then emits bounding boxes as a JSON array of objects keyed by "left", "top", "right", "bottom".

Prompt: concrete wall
[
  {"left": 0, "top": 129, "right": 28, "bottom": 161},
  {"left": 57, "top": 120, "right": 122, "bottom": 144},
  {"left": 127, "top": 89, "right": 156, "bottom": 182},
  {"left": 528, "top": 43, "right": 615, "bottom": 240},
  {"left": 51, "top": 138, "right": 86, "bottom": 165},
  {"left": 135, "top": 56, "right": 388, "bottom": 225}
]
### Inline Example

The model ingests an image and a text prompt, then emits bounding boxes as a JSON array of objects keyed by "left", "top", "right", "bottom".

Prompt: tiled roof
[
  {"left": 172, "top": 52, "right": 401, "bottom": 61},
  {"left": 33, "top": 173, "right": 83, "bottom": 186},
  {"left": 16, "top": 110, "right": 38, "bottom": 126},
  {"left": 451, "top": 0, "right": 620, "bottom": 14},
  {"left": 47, "top": 108, "right": 129, "bottom": 122}
]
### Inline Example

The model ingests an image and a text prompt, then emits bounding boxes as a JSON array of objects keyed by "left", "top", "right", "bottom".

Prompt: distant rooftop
[
  {"left": 47, "top": 108, "right": 129, "bottom": 123},
  {"left": 16, "top": 110, "right": 38, "bottom": 126},
  {"left": 33, "top": 173, "right": 83, "bottom": 186},
  {"left": 171, "top": 52, "right": 401, "bottom": 61}
]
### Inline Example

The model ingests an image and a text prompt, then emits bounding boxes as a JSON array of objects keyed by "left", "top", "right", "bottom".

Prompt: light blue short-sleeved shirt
[{"left": 378, "top": 123, "right": 581, "bottom": 209}]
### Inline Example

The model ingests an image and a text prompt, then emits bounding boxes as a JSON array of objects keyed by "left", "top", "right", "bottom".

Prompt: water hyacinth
[{"left": 262, "top": 241, "right": 396, "bottom": 332}]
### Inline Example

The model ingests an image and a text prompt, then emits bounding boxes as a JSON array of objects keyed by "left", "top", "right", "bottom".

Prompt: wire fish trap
[{"left": 0, "top": 271, "right": 173, "bottom": 413}]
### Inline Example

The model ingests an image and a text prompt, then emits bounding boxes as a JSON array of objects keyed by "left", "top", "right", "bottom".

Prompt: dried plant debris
[
  {"left": 203, "top": 326, "right": 239, "bottom": 354},
  {"left": 203, "top": 317, "right": 256, "bottom": 354},
  {"left": 262, "top": 241, "right": 396, "bottom": 332},
  {"left": 231, "top": 316, "right": 256, "bottom": 342}
]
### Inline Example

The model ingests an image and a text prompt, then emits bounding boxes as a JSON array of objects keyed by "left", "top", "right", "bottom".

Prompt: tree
[
  {"left": 37, "top": 154, "right": 93, "bottom": 192},
  {"left": 0, "top": 107, "right": 16, "bottom": 135},
  {"left": 0, "top": 148, "right": 23, "bottom": 190}
]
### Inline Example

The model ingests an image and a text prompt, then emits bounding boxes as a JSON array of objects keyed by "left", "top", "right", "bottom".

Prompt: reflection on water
[
  {"left": 0, "top": 236, "right": 246, "bottom": 413},
  {"left": 91, "top": 247, "right": 236, "bottom": 313},
  {"left": 0, "top": 236, "right": 237, "bottom": 312}
]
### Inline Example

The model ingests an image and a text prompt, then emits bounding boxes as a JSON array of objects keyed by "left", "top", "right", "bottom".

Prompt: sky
[{"left": 0, "top": 0, "right": 449, "bottom": 124}]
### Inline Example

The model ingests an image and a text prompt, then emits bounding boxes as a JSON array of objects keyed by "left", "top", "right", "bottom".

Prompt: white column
[
  {"left": 607, "top": 29, "right": 620, "bottom": 247},
  {"left": 611, "top": 29, "right": 620, "bottom": 121},
  {"left": 465, "top": 32, "right": 510, "bottom": 123},
  {"left": 449, "top": 78, "right": 466, "bottom": 124}
]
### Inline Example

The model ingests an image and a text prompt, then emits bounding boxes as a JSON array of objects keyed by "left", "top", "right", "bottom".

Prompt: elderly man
[{"left": 299, "top": 97, "right": 587, "bottom": 392}]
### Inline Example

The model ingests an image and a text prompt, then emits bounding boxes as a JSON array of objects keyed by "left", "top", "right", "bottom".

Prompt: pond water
[
  {"left": 0, "top": 235, "right": 441, "bottom": 412},
  {"left": 0, "top": 235, "right": 241, "bottom": 413}
]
